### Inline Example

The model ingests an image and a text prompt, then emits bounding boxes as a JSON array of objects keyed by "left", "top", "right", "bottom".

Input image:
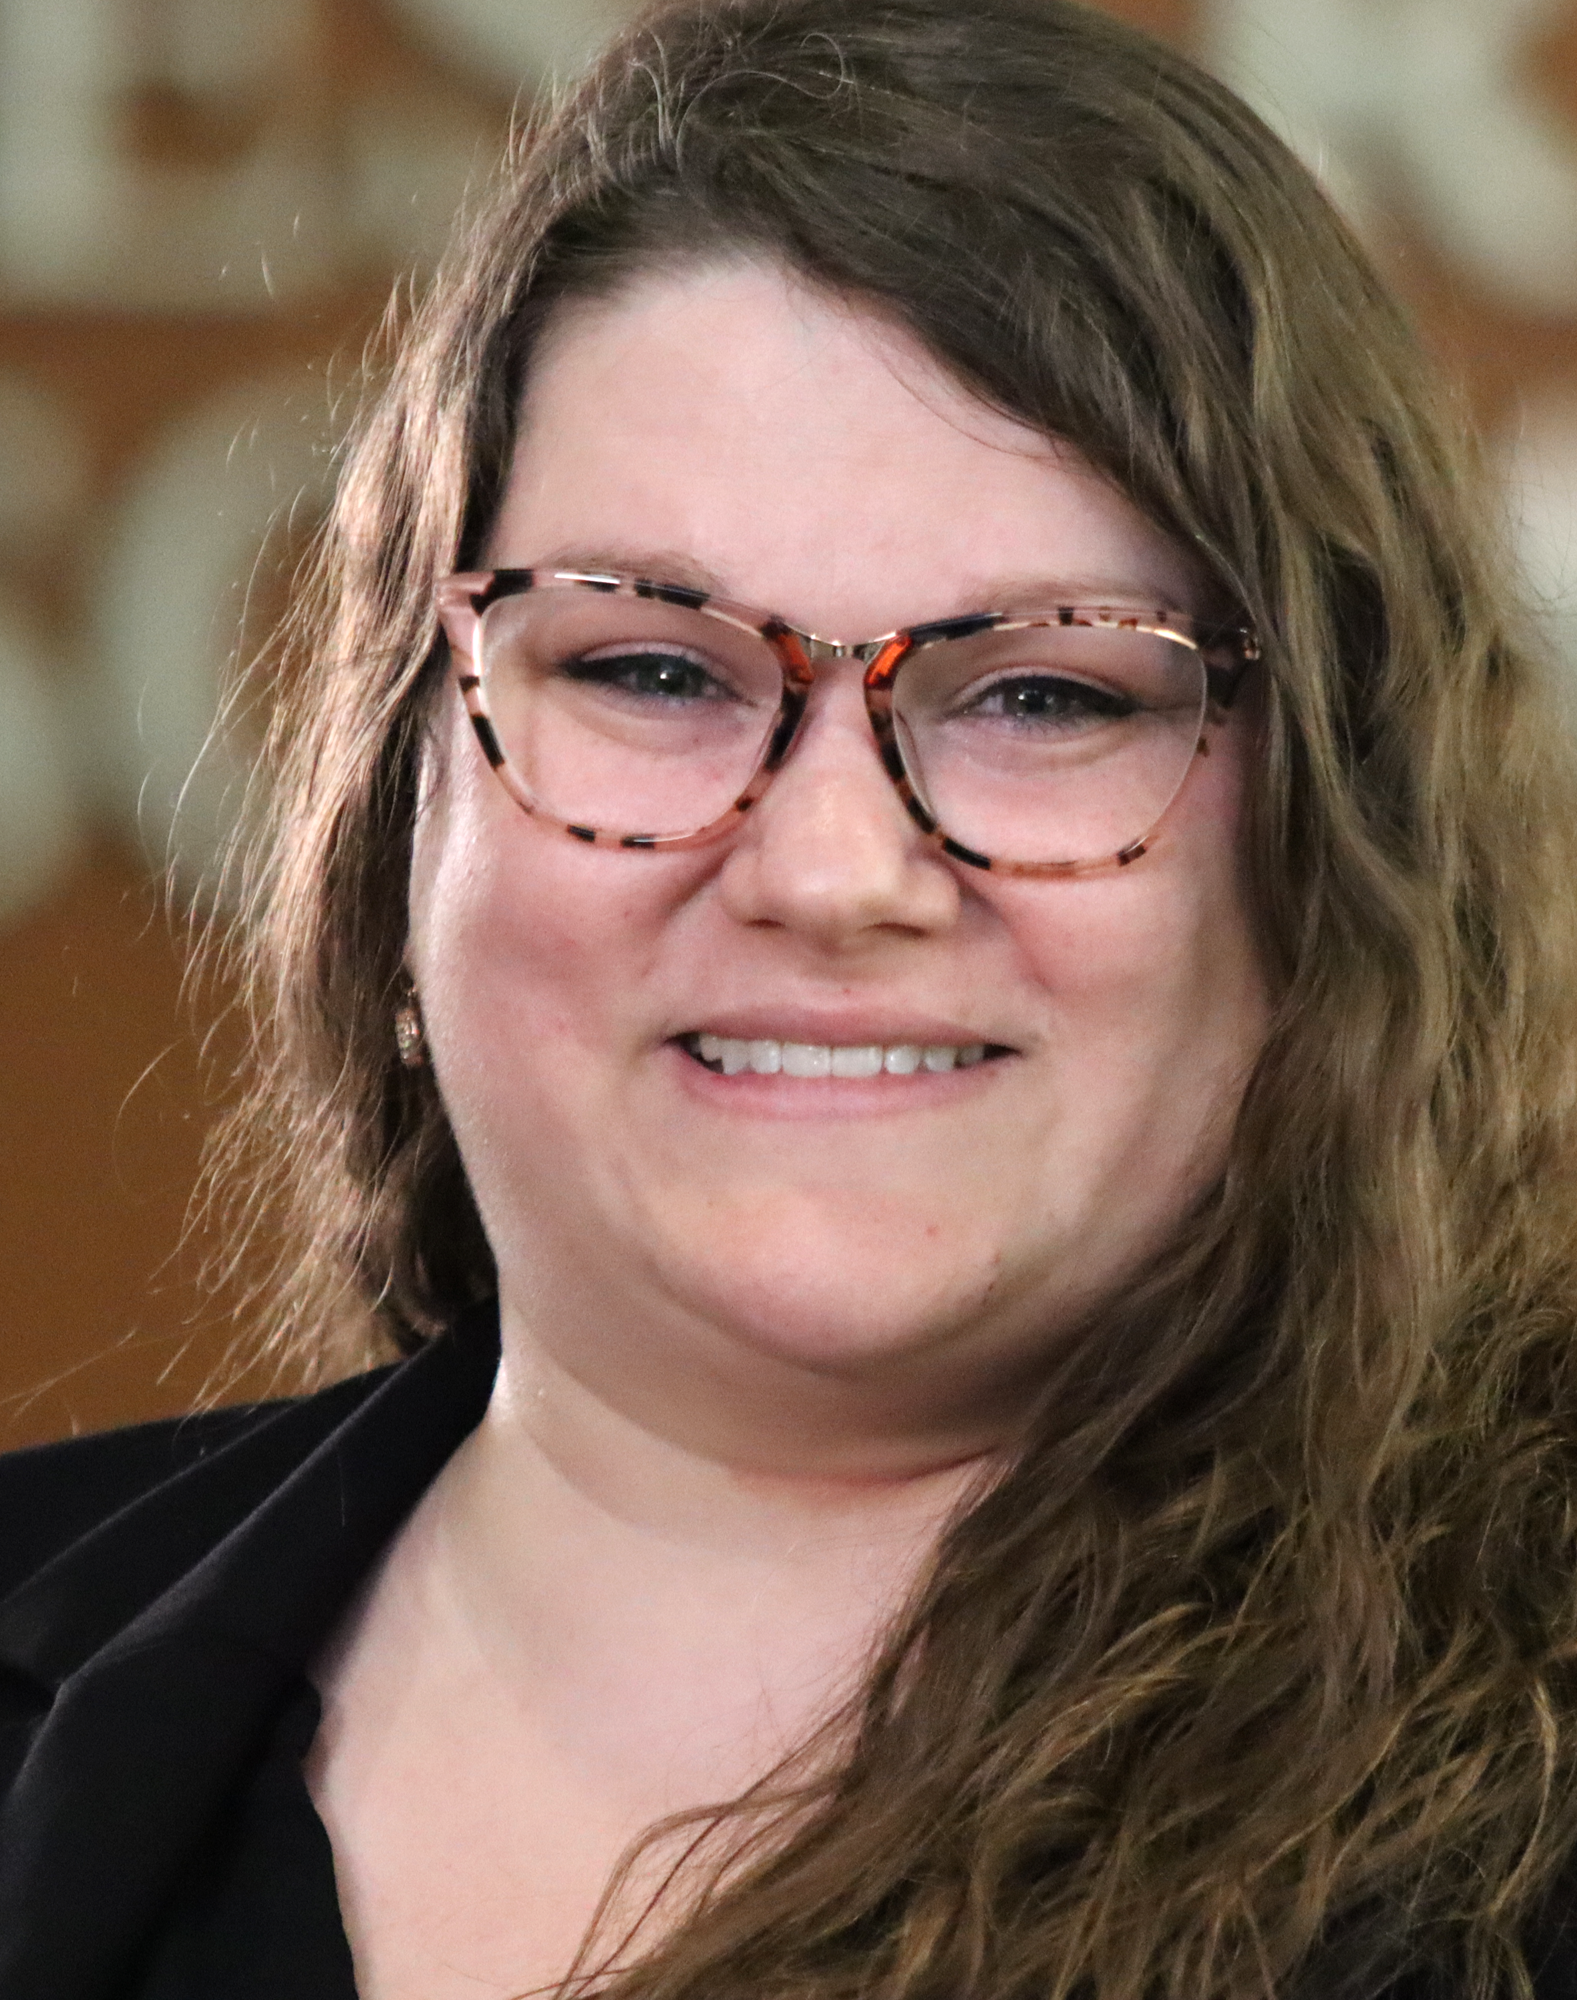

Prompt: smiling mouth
[{"left": 678, "top": 1034, "right": 1013, "bottom": 1078}]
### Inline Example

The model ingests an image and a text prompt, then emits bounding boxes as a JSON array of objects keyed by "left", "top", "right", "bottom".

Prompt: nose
[{"left": 715, "top": 671, "right": 961, "bottom": 947}]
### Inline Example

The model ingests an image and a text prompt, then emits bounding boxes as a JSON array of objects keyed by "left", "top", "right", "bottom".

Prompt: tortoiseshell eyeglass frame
[{"left": 433, "top": 568, "right": 1260, "bottom": 877}]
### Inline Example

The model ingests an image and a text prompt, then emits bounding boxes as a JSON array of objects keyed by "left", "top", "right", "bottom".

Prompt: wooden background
[{"left": 2, "top": 0, "right": 1574, "bottom": 1445}]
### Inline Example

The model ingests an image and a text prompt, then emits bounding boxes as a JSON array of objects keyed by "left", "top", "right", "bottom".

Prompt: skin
[{"left": 306, "top": 260, "right": 1270, "bottom": 2000}]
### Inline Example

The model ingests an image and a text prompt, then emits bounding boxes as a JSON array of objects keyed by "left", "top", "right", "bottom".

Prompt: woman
[{"left": 4, "top": 0, "right": 1577, "bottom": 1995}]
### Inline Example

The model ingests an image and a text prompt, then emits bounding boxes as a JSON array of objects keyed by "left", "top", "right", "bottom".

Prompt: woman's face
[{"left": 409, "top": 261, "right": 1269, "bottom": 1471}]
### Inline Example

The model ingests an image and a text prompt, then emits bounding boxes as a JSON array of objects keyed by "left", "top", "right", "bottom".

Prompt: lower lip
[{"left": 663, "top": 1040, "right": 1011, "bottom": 1118}]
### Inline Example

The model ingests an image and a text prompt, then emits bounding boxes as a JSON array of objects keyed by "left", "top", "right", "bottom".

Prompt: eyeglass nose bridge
[
  {"left": 756, "top": 624, "right": 951, "bottom": 853},
  {"left": 757, "top": 620, "right": 909, "bottom": 750},
  {"left": 761, "top": 623, "right": 911, "bottom": 744},
  {"left": 779, "top": 625, "right": 902, "bottom": 667},
  {"left": 768, "top": 628, "right": 904, "bottom": 692}
]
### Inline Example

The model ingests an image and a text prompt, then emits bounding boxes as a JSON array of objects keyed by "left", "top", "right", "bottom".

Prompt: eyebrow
[{"left": 519, "top": 546, "right": 1194, "bottom": 620}]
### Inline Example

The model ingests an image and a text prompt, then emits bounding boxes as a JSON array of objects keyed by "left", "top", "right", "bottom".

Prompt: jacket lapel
[{"left": 0, "top": 1306, "right": 498, "bottom": 2000}]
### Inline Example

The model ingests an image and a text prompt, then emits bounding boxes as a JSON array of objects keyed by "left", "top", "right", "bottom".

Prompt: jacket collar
[
  {"left": 0, "top": 1303, "right": 499, "bottom": 1696},
  {"left": 0, "top": 1306, "right": 499, "bottom": 2000}
]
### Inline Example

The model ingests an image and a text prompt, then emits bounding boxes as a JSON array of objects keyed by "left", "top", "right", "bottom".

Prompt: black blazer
[
  {"left": 1, "top": 1304, "right": 1573, "bottom": 2000},
  {"left": 0, "top": 1306, "right": 499, "bottom": 1998}
]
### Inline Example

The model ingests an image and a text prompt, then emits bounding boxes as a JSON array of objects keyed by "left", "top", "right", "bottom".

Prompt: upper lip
[{"left": 673, "top": 1011, "right": 1018, "bottom": 1050}]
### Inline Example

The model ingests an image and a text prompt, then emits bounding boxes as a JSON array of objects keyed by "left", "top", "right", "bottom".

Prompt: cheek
[
  {"left": 409, "top": 734, "right": 607, "bottom": 1083},
  {"left": 1031, "top": 745, "right": 1254, "bottom": 976},
  {"left": 407, "top": 723, "right": 690, "bottom": 1105},
  {"left": 996, "top": 727, "right": 1267, "bottom": 1147}
]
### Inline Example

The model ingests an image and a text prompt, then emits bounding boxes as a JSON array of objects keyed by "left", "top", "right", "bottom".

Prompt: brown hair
[{"left": 212, "top": 1, "right": 1577, "bottom": 1992}]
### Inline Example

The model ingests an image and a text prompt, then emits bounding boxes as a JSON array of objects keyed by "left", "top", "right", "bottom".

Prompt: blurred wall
[{"left": 0, "top": 0, "right": 1573, "bottom": 1445}]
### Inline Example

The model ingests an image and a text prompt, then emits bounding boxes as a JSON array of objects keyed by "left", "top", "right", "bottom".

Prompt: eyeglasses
[{"left": 434, "top": 569, "right": 1259, "bottom": 876}]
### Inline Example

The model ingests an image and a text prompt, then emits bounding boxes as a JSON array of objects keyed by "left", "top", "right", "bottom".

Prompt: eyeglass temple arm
[{"left": 1201, "top": 623, "right": 1259, "bottom": 710}]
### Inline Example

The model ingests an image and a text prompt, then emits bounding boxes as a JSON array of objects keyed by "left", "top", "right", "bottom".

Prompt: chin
[{"left": 656, "top": 1209, "right": 1016, "bottom": 1379}]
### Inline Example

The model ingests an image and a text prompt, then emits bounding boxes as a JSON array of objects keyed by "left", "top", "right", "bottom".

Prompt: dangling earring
[{"left": 394, "top": 995, "right": 426, "bottom": 1068}]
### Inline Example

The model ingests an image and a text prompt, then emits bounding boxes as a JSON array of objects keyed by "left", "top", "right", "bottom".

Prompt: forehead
[{"left": 487, "top": 258, "right": 1203, "bottom": 634}]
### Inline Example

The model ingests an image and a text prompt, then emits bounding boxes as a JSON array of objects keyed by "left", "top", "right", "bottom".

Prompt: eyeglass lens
[{"left": 473, "top": 586, "right": 1209, "bottom": 865}]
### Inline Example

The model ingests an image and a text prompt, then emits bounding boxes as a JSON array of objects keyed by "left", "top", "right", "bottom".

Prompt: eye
[
  {"left": 560, "top": 644, "right": 739, "bottom": 704},
  {"left": 959, "top": 673, "right": 1137, "bottom": 726}
]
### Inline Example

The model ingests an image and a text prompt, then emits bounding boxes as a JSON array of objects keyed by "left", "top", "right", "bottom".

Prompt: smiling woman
[
  {"left": 4, "top": 3, "right": 1577, "bottom": 1999},
  {"left": 406, "top": 264, "right": 1269, "bottom": 1453}
]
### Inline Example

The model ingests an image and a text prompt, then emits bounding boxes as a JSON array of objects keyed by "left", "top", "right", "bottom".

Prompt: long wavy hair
[{"left": 209, "top": 0, "right": 1577, "bottom": 1993}]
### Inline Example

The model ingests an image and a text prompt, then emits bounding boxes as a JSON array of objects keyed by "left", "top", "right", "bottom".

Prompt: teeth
[
  {"left": 781, "top": 1042, "right": 831, "bottom": 1078},
  {"left": 830, "top": 1044, "right": 884, "bottom": 1079},
  {"left": 689, "top": 1036, "right": 995, "bottom": 1078}
]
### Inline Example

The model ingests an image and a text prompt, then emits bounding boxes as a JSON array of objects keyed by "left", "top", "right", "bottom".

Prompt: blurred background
[{"left": 1, "top": 0, "right": 1574, "bottom": 1445}]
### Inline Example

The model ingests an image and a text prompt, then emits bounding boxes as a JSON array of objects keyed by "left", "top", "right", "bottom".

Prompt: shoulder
[
  {"left": 0, "top": 1306, "right": 498, "bottom": 1701},
  {"left": 0, "top": 1318, "right": 498, "bottom": 1999},
  {"left": 0, "top": 1368, "right": 395, "bottom": 1602}
]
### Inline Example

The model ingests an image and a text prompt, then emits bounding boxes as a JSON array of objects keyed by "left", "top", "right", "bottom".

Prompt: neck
[
  {"left": 304, "top": 1293, "right": 1009, "bottom": 1980},
  {"left": 459, "top": 1303, "right": 991, "bottom": 1571},
  {"left": 415, "top": 1301, "right": 999, "bottom": 1727}
]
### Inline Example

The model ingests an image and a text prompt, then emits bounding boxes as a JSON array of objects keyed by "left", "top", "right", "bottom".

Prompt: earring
[{"left": 394, "top": 998, "right": 426, "bottom": 1068}]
